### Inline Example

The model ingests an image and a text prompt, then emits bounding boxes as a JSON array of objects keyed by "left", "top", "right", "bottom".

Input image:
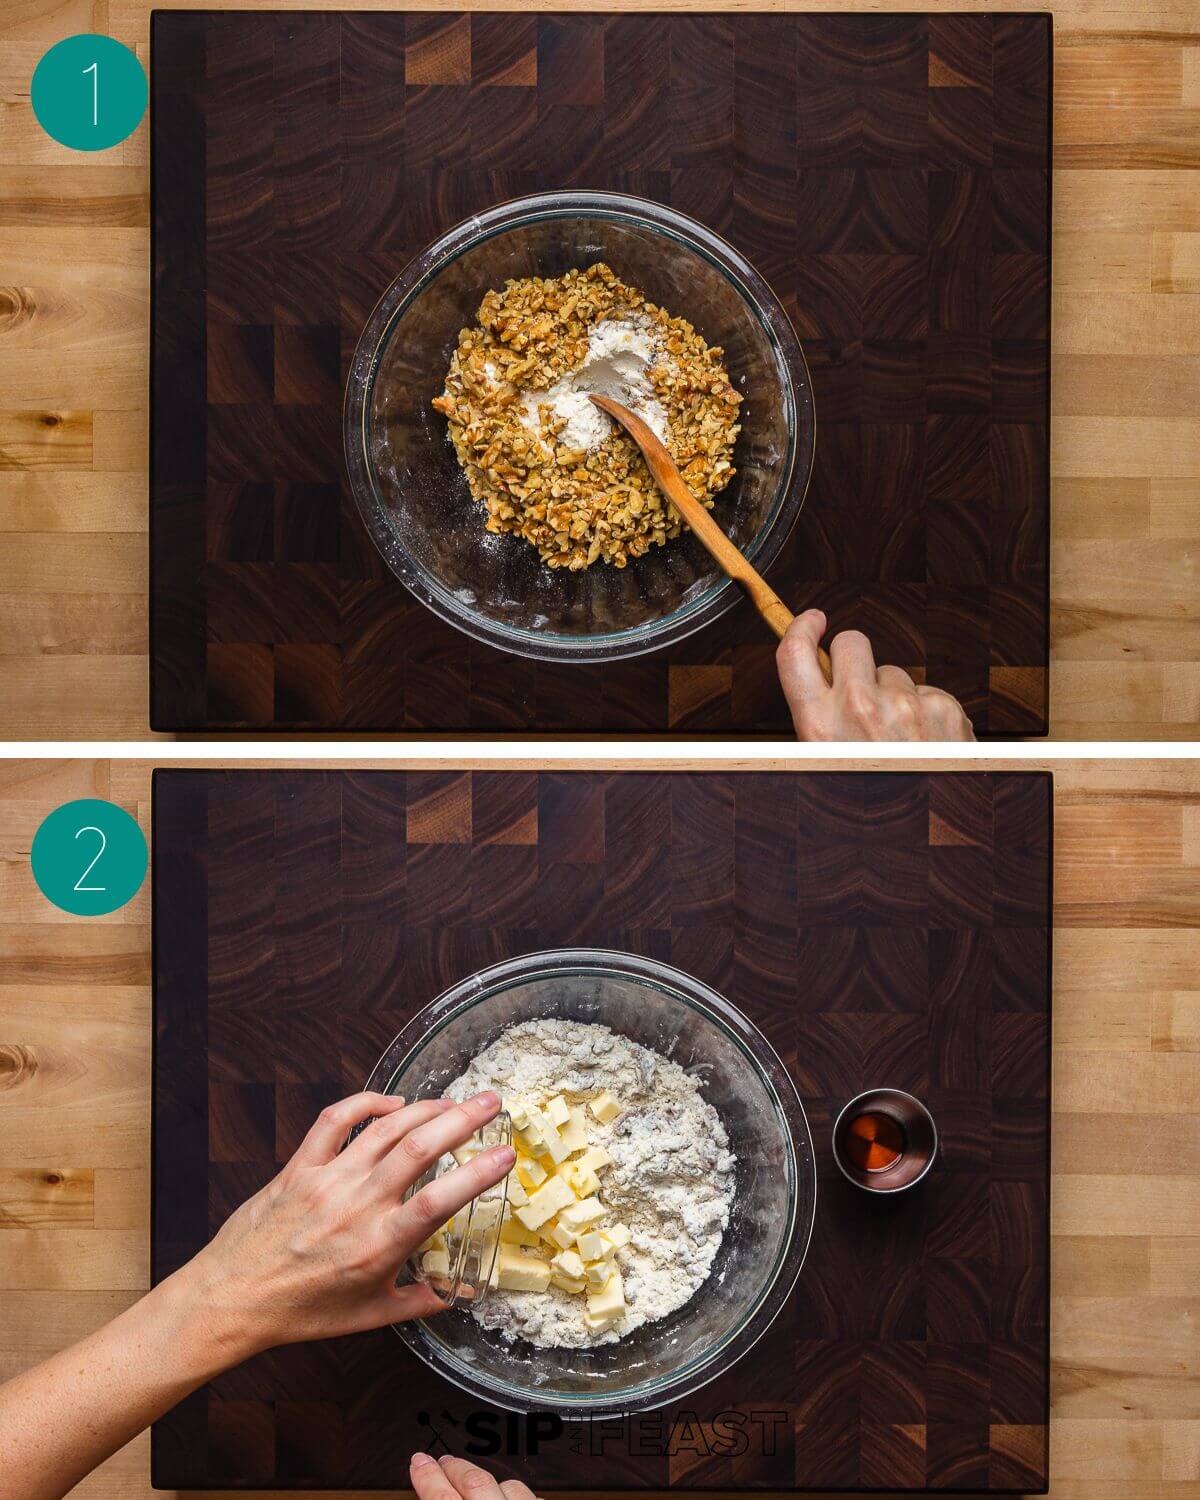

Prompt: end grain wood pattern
[
  {"left": 151, "top": 769, "right": 1051, "bottom": 1491},
  {"left": 150, "top": 13, "right": 1051, "bottom": 736}
]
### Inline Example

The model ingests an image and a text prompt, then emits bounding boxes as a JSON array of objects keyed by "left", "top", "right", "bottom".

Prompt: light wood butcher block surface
[
  {"left": 0, "top": 756, "right": 1198, "bottom": 1497},
  {"left": 2, "top": 0, "right": 1200, "bottom": 738}
]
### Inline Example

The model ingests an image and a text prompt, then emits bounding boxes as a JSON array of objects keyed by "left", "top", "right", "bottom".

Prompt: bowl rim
[
  {"left": 363, "top": 946, "right": 817, "bottom": 1418},
  {"left": 343, "top": 191, "right": 816, "bottom": 663}
]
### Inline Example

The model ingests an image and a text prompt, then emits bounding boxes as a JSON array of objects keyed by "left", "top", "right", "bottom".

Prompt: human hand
[
  {"left": 778, "top": 609, "right": 975, "bottom": 741},
  {"left": 411, "top": 1451, "right": 537, "bottom": 1500},
  {"left": 180, "top": 1090, "right": 514, "bottom": 1360}
]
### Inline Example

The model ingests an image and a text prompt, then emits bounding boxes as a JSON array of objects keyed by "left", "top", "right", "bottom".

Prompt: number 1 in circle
[{"left": 83, "top": 60, "right": 97, "bottom": 126}]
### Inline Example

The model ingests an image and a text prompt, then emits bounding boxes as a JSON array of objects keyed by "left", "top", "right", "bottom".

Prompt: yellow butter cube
[
  {"left": 576, "top": 1230, "right": 608, "bottom": 1261},
  {"left": 558, "top": 1106, "right": 589, "bottom": 1154},
  {"left": 505, "top": 1173, "right": 529, "bottom": 1207},
  {"left": 422, "top": 1248, "right": 452, "bottom": 1279},
  {"left": 504, "top": 1096, "right": 530, "bottom": 1129},
  {"left": 585, "top": 1269, "right": 625, "bottom": 1328},
  {"left": 565, "top": 1161, "right": 600, "bottom": 1198},
  {"left": 540, "top": 1124, "right": 571, "bottom": 1166},
  {"left": 471, "top": 1198, "right": 502, "bottom": 1228},
  {"left": 589, "top": 1090, "right": 622, "bottom": 1125},
  {"left": 545, "top": 1095, "right": 571, "bottom": 1127},
  {"left": 576, "top": 1145, "right": 612, "bottom": 1173},
  {"left": 558, "top": 1196, "right": 605, "bottom": 1233},
  {"left": 500, "top": 1219, "right": 541, "bottom": 1248},
  {"left": 585, "top": 1259, "right": 613, "bottom": 1289},
  {"left": 548, "top": 1221, "right": 577, "bottom": 1251},
  {"left": 517, "top": 1156, "right": 547, "bottom": 1188},
  {"left": 602, "top": 1223, "right": 632, "bottom": 1251},
  {"left": 515, "top": 1173, "right": 575, "bottom": 1230},
  {"left": 496, "top": 1248, "right": 552, "bottom": 1293},
  {"left": 551, "top": 1247, "right": 586, "bottom": 1280},
  {"left": 551, "top": 1272, "right": 587, "bottom": 1294}
]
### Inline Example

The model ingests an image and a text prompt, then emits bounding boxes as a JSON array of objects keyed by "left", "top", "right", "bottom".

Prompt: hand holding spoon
[{"left": 590, "top": 393, "right": 833, "bottom": 684}]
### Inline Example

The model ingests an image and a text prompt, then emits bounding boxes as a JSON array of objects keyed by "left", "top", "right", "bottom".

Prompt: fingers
[
  {"left": 385, "top": 1281, "right": 450, "bottom": 1323},
  {"left": 339, "top": 1097, "right": 456, "bottom": 1171},
  {"left": 437, "top": 1456, "right": 507, "bottom": 1500},
  {"left": 411, "top": 1453, "right": 469, "bottom": 1500},
  {"left": 373, "top": 1091, "right": 504, "bottom": 1192},
  {"left": 410, "top": 1454, "right": 509, "bottom": 1500},
  {"left": 876, "top": 664, "right": 918, "bottom": 694},
  {"left": 290, "top": 1091, "right": 408, "bottom": 1169},
  {"left": 776, "top": 609, "right": 830, "bottom": 705},
  {"left": 394, "top": 1143, "right": 516, "bottom": 1245},
  {"left": 917, "top": 686, "right": 977, "bottom": 741},
  {"left": 500, "top": 1481, "right": 538, "bottom": 1500},
  {"left": 828, "top": 629, "right": 876, "bottom": 684}
]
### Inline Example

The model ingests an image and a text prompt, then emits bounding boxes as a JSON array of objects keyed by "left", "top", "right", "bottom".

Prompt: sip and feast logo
[{"left": 417, "top": 1409, "right": 789, "bottom": 1459}]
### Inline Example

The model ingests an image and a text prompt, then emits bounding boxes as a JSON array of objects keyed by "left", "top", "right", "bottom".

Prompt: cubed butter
[
  {"left": 589, "top": 1090, "right": 622, "bottom": 1125},
  {"left": 576, "top": 1145, "right": 612, "bottom": 1173},
  {"left": 517, "top": 1156, "right": 547, "bottom": 1188},
  {"left": 505, "top": 1096, "right": 530, "bottom": 1129},
  {"left": 471, "top": 1198, "right": 502, "bottom": 1227},
  {"left": 551, "top": 1272, "right": 587, "bottom": 1294},
  {"left": 551, "top": 1247, "right": 585, "bottom": 1280},
  {"left": 585, "top": 1269, "right": 625, "bottom": 1328},
  {"left": 557, "top": 1107, "right": 589, "bottom": 1154},
  {"left": 575, "top": 1230, "right": 608, "bottom": 1262},
  {"left": 548, "top": 1221, "right": 577, "bottom": 1251},
  {"left": 602, "top": 1223, "right": 632, "bottom": 1251},
  {"left": 496, "top": 1249, "right": 552, "bottom": 1293},
  {"left": 515, "top": 1121, "right": 545, "bottom": 1155},
  {"left": 505, "top": 1173, "right": 529, "bottom": 1207},
  {"left": 564, "top": 1161, "right": 600, "bottom": 1198},
  {"left": 585, "top": 1259, "right": 613, "bottom": 1289},
  {"left": 558, "top": 1196, "right": 605, "bottom": 1232},
  {"left": 515, "top": 1173, "right": 574, "bottom": 1230},
  {"left": 422, "top": 1248, "right": 451, "bottom": 1279},
  {"left": 539, "top": 1119, "right": 571, "bottom": 1165},
  {"left": 545, "top": 1095, "right": 571, "bottom": 1127},
  {"left": 500, "top": 1219, "right": 541, "bottom": 1248}
]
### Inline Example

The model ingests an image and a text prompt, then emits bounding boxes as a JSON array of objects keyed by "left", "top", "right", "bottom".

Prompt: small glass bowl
[
  {"left": 362, "top": 948, "right": 815, "bottom": 1418},
  {"left": 343, "top": 192, "right": 814, "bottom": 662},
  {"left": 402, "top": 1111, "right": 511, "bottom": 1309}
]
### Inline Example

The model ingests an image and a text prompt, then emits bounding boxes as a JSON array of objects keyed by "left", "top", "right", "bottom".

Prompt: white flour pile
[
  {"left": 444, "top": 1018, "right": 736, "bottom": 1347},
  {"left": 513, "top": 316, "right": 671, "bottom": 452}
]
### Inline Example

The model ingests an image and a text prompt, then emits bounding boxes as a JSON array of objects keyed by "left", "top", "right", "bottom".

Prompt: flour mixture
[
  {"left": 438, "top": 1019, "right": 736, "bottom": 1348},
  {"left": 431, "top": 263, "right": 743, "bottom": 572}
]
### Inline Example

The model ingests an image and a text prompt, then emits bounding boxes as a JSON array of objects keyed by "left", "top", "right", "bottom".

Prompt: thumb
[
  {"left": 385, "top": 1280, "right": 454, "bottom": 1325},
  {"left": 777, "top": 609, "right": 830, "bottom": 704}
]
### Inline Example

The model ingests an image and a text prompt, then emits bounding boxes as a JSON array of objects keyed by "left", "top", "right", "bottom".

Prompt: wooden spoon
[{"left": 590, "top": 394, "right": 833, "bottom": 684}]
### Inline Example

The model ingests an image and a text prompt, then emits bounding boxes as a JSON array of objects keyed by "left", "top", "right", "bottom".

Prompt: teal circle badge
[
  {"left": 31, "top": 34, "right": 147, "bottom": 152},
  {"left": 31, "top": 799, "right": 148, "bottom": 916}
]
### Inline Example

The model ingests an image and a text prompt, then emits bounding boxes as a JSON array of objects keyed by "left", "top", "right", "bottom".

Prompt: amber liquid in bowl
[{"left": 843, "top": 1111, "right": 905, "bottom": 1173}]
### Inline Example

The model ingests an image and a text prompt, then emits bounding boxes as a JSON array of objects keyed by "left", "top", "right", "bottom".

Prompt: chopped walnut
[{"left": 432, "top": 262, "right": 742, "bottom": 571}]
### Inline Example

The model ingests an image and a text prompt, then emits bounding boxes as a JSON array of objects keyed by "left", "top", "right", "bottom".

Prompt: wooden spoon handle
[{"left": 591, "top": 394, "right": 834, "bottom": 685}]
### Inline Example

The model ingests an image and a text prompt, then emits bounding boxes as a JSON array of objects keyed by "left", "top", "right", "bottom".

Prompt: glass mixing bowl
[
  {"left": 343, "top": 193, "right": 815, "bottom": 662},
  {"left": 363, "top": 949, "right": 815, "bottom": 1418}
]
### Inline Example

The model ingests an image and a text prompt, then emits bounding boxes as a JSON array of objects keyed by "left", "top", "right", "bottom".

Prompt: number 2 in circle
[
  {"left": 83, "top": 59, "right": 98, "bottom": 127},
  {"left": 73, "top": 825, "right": 107, "bottom": 892}
]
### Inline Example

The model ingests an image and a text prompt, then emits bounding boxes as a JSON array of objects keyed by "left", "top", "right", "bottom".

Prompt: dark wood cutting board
[
  {"left": 150, "top": 12, "right": 1051, "bottom": 735},
  {"left": 152, "top": 769, "right": 1051, "bottom": 1490}
]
